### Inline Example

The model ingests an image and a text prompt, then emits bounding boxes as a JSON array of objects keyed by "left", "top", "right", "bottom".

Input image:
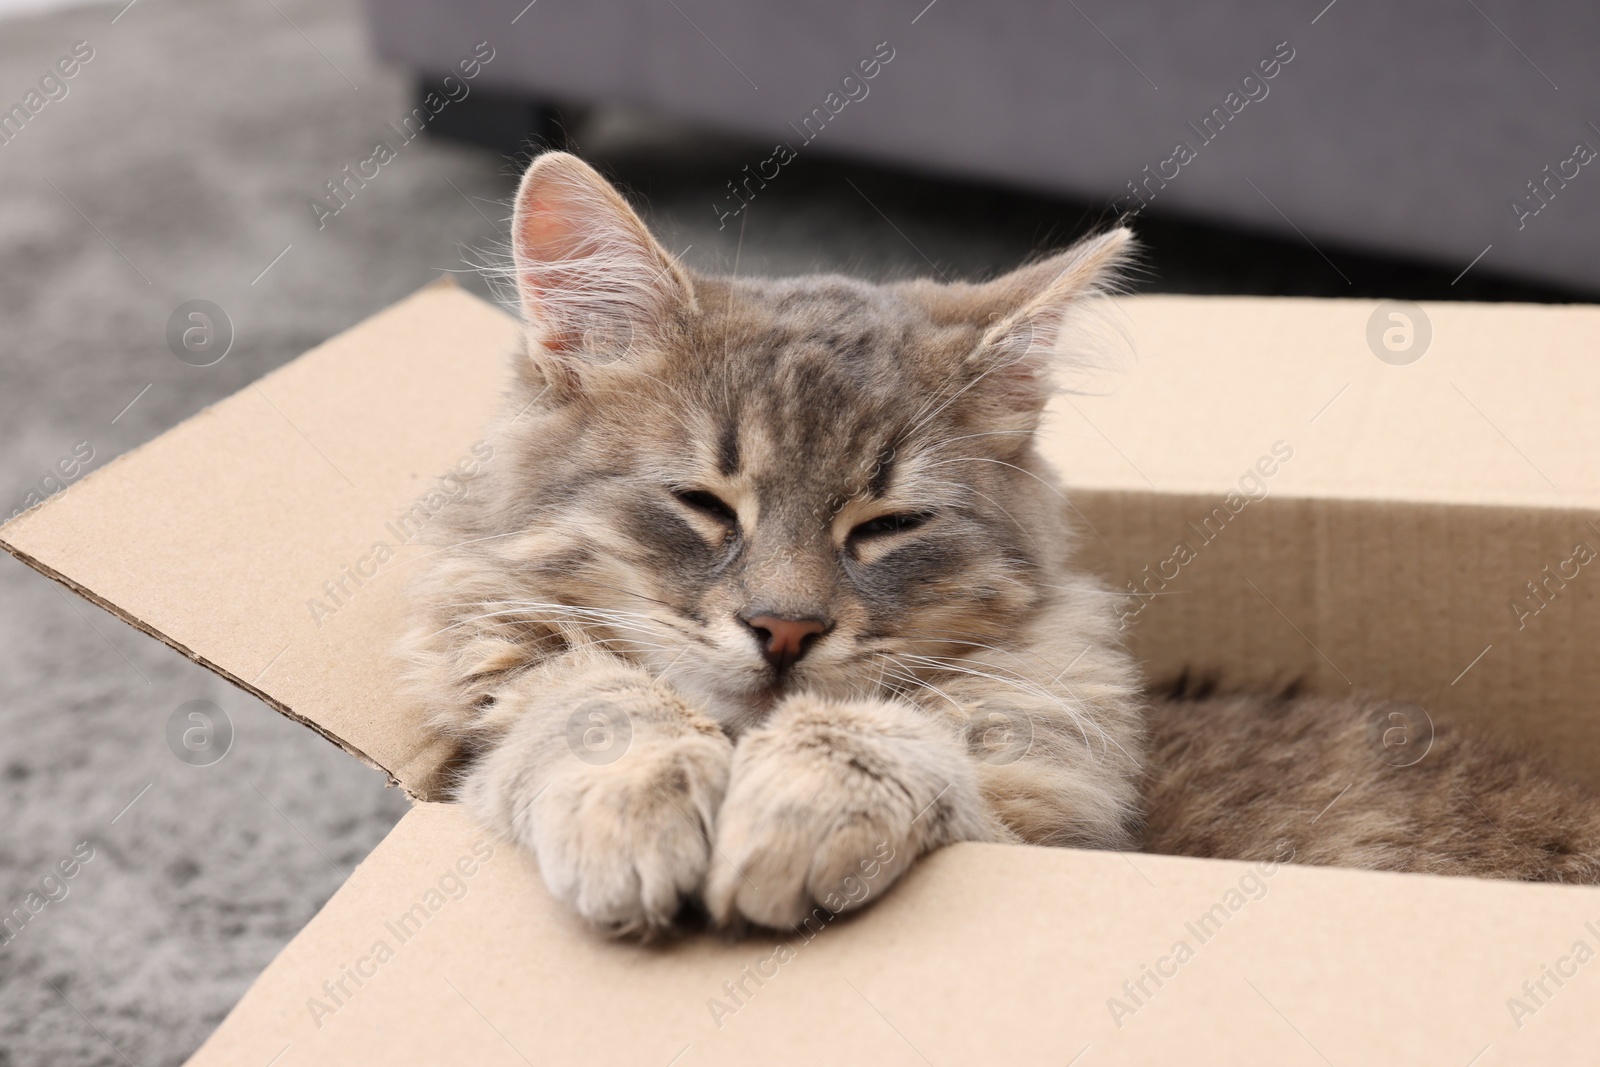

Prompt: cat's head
[{"left": 484, "top": 153, "right": 1131, "bottom": 730}]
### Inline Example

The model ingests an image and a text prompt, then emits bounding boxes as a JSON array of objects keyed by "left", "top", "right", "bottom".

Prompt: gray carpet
[{"left": 0, "top": 1, "right": 1582, "bottom": 1064}]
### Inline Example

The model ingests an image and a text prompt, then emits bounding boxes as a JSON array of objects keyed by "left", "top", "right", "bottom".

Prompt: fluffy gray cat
[
  {"left": 403, "top": 152, "right": 1143, "bottom": 934},
  {"left": 405, "top": 152, "right": 1600, "bottom": 937}
]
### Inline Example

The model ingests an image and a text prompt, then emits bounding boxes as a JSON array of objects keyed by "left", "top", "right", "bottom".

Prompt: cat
[
  {"left": 402, "top": 150, "right": 1144, "bottom": 935},
  {"left": 404, "top": 151, "right": 1600, "bottom": 937}
]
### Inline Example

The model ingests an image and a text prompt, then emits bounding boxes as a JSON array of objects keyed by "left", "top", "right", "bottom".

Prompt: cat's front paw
[
  {"left": 703, "top": 695, "right": 994, "bottom": 930},
  {"left": 498, "top": 728, "right": 733, "bottom": 937}
]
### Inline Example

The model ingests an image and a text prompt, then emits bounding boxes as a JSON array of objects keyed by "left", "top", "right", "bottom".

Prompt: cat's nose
[{"left": 740, "top": 613, "right": 830, "bottom": 672}]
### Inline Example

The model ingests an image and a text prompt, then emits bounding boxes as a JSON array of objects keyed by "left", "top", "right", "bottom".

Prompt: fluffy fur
[
  {"left": 1144, "top": 680, "right": 1600, "bottom": 882},
  {"left": 403, "top": 152, "right": 1144, "bottom": 934},
  {"left": 404, "top": 152, "right": 1600, "bottom": 937}
]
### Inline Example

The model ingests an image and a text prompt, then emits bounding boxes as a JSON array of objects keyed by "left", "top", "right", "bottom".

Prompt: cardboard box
[{"left": 6, "top": 280, "right": 1600, "bottom": 1064}]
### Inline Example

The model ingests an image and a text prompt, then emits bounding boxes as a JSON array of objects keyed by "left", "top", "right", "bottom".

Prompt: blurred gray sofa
[{"left": 365, "top": 0, "right": 1600, "bottom": 292}]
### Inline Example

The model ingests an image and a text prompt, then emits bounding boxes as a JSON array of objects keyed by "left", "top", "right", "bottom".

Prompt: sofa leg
[{"left": 417, "top": 77, "right": 584, "bottom": 157}]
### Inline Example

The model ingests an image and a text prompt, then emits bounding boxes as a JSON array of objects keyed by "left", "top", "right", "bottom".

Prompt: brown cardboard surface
[
  {"left": 1048, "top": 297, "right": 1600, "bottom": 506},
  {"left": 1067, "top": 491, "right": 1600, "bottom": 787},
  {"left": 0, "top": 279, "right": 520, "bottom": 799},
  {"left": 1038, "top": 297, "right": 1600, "bottom": 785},
  {"left": 6, "top": 287, "right": 1600, "bottom": 1064},
  {"left": 189, "top": 803, "right": 1600, "bottom": 1066}
]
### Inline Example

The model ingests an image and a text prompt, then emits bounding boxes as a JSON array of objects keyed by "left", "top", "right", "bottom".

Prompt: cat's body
[
  {"left": 404, "top": 152, "right": 1600, "bottom": 936},
  {"left": 1145, "top": 684, "right": 1600, "bottom": 883}
]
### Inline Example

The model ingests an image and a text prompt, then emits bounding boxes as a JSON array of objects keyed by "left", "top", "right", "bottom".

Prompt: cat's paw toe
[
  {"left": 524, "top": 735, "right": 731, "bottom": 936},
  {"left": 704, "top": 812, "right": 909, "bottom": 930},
  {"left": 703, "top": 697, "right": 944, "bottom": 929}
]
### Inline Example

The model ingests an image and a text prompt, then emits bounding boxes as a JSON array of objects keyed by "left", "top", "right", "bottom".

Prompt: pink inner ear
[
  {"left": 513, "top": 214, "right": 586, "bottom": 352},
  {"left": 515, "top": 187, "right": 598, "bottom": 273},
  {"left": 516, "top": 212, "right": 572, "bottom": 266},
  {"left": 512, "top": 176, "right": 625, "bottom": 352},
  {"left": 508, "top": 154, "right": 693, "bottom": 363}
]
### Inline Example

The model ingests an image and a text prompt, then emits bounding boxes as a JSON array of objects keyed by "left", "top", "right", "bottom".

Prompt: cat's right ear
[
  {"left": 949, "top": 228, "right": 1134, "bottom": 434},
  {"left": 510, "top": 152, "right": 695, "bottom": 391}
]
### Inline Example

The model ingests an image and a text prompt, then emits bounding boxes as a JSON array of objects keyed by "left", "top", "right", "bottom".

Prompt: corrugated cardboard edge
[
  {"left": 0, "top": 536, "right": 414, "bottom": 788},
  {"left": 0, "top": 274, "right": 467, "bottom": 802}
]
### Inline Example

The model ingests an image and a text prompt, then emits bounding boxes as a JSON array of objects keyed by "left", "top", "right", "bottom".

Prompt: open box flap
[
  {"left": 188, "top": 803, "right": 1600, "bottom": 1065},
  {"left": 0, "top": 279, "right": 519, "bottom": 799}
]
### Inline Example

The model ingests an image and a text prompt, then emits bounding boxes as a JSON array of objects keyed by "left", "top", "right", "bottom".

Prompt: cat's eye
[
  {"left": 674, "top": 489, "right": 738, "bottom": 525},
  {"left": 849, "top": 511, "right": 932, "bottom": 541}
]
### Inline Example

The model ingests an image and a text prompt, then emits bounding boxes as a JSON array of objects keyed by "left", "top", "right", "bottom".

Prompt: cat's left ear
[
  {"left": 965, "top": 227, "right": 1134, "bottom": 426},
  {"left": 510, "top": 152, "right": 695, "bottom": 386}
]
